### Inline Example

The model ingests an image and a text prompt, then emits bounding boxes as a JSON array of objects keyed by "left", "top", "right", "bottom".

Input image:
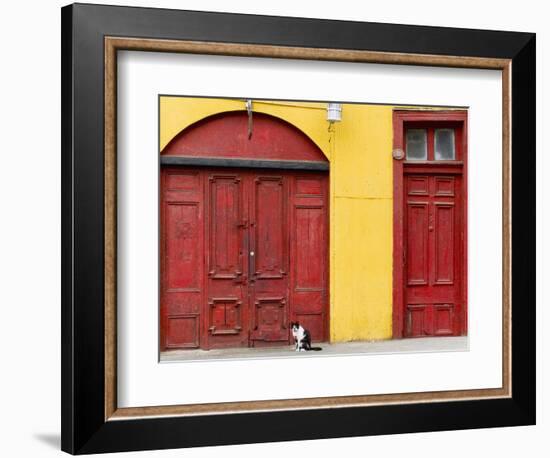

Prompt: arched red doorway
[{"left": 160, "top": 111, "right": 330, "bottom": 350}]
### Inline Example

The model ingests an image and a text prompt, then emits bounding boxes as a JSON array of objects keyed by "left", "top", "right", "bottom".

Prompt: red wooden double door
[{"left": 161, "top": 167, "right": 329, "bottom": 350}]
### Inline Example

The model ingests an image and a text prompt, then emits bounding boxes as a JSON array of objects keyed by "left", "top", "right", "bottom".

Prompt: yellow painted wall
[{"left": 160, "top": 96, "right": 393, "bottom": 342}]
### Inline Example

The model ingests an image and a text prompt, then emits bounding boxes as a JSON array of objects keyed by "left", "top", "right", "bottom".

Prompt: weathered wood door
[
  {"left": 393, "top": 111, "right": 467, "bottom": 338},
  {"left": 248, "top": 174, "right": 290, "bottom": 346},
  {"left": 403, "top": 173, "right": 464, "bottom": 336},
  {"left": 205, "top": 172, "right": 250, "bottom": 348},
  {"left": 161, "top": 167, "right": 329, "bottom": 350}
]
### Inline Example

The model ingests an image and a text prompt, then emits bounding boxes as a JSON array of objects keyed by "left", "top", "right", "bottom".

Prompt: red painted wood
[
  {"left": 248, "top": 174, "right": 289, "bottom": 345},
  {"left": 393, "top": 111, "right": 467, "bottom": 338},
  {"left": 162, "top": 111, "right": 329, "bottom": 163},
  {"left": 204, "top": 172, "right": 250, "bottom": 349},
  {"left": 160, "top": 170, "right": 204, "bottom": 350},
  {"left": 289, "top": 174, "right": 329, "bottom": 343},
  {"left": 392, "top": 111, "right": 405, "bottom": 338},
  {"left": 161, "top": 112, "right": 330, "bottom": 350},
  {"left": 404, "top": 174, "right": 463, "bottom": 336},
  {"left": 161, "top": 168, "right": 329, "bottom": 350}
]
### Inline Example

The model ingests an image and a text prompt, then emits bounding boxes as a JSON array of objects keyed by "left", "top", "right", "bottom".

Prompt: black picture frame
[{"left": 61, "top": 3, "right": 535, "bottom": 454}]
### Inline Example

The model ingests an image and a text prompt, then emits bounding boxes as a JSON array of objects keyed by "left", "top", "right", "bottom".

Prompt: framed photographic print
[{"left": 61, "top": 3, "right": 536, "bottom": 454}]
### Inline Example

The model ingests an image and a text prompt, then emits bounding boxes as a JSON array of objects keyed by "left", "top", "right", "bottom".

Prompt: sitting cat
[{"left": 290, "top": 322, "right": 322, "bottom": 352}]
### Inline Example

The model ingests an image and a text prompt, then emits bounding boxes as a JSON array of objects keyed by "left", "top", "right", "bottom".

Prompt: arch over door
[
  {"left": 161, "top": 111, "right": 329, "bottom": 168},
  {"left": 160, "top": 111, "right": 329, "bottom": 350}
]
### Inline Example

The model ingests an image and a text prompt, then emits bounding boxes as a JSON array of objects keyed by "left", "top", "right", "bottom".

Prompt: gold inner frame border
[{"left": 104, "top": 36, "right": 512, "bottom": 421}]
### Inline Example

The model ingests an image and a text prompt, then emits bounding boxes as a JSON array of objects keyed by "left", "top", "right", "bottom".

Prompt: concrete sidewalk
[{"left": 160, "top": 336, "right": 468, "bottom": 363}]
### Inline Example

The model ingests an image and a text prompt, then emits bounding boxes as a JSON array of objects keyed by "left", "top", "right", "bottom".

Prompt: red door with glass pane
[{"left": 393, "top": 111, "right": 467, "bottom": 338}]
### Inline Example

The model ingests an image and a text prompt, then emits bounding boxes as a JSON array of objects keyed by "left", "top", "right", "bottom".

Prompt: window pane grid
[{"left": 405, "top": 127, "right": 457, "bottom": 161}]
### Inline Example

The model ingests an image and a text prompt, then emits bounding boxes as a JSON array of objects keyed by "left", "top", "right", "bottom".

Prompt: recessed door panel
[
  {"left": 253, "top": 177, "right": 286, "bottom": 279},
  {"left": 407, "top": 304, "right": 428, "bottom": 337},
  {"left": 434, "top": 203, "right": 455, "bottom": 285},
  {"left": 208, "top": 298, "right": 243, "bottom": 335},
  {"left": 208, "top": 176, "right": 243, "bottom": 279},
  {"left": 251, "top": 297, "right": 287, "bottom": 342},
  {"left": 295, "top": 207, "right": 324, "bottom": 289},
  {"left": 407, "top": 202, "right": 429, "bottom": 286},
  {"left": 166, "top": 203, "right": 201, "bottom": 291}
]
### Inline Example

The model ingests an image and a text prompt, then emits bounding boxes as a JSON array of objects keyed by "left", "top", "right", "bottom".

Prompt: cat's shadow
[{"left": 34, "top": 433, "right": 60, "bottom": 449}]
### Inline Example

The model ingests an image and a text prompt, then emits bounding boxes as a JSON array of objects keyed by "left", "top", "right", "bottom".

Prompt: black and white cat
[{"left": 290, "top": 322, "right": 322, "bottom": 352}]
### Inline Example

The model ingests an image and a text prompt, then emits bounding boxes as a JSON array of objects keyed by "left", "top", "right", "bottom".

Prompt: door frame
[
  {"left": 392, "top": 110, "right": 468, "bottom": 338},
  {"left": 159, "top": 111, "right": 332, "bottom": 351}
]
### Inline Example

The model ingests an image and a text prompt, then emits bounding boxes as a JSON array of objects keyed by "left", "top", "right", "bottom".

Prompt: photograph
[
  {"left": 0, "top": 0, "right": 543, "bottom": 457},
  {"left": 158, "top": 96, "right": 469, "bottom": 361}
]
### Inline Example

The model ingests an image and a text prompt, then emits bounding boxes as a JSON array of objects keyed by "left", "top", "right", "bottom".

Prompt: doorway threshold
[{"left": 160, "top": 336, "right": 468, "bottom": 363}]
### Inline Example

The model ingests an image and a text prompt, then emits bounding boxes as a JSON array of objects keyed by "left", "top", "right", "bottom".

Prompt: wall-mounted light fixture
[{"left": 327, "top": 103, "right": 342, "bottom": 123}]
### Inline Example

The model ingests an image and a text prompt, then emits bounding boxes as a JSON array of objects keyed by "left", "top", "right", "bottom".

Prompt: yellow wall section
[
  {"left": 331, "top": 105, "right": 394, "bottom": 341},
  {"left": 160, "top": 96, "right": 393, "bottom": 342}
]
